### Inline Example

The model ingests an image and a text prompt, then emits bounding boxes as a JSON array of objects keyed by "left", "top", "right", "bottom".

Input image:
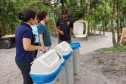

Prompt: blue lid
[
  {"left": 62, "top": 51, "right": 72, "bottom": 60},
  {"left": 69, "top": 42, "right": 81, "bottom": 49},
  {"left": 30, "top": 60, "right": 65, "bottom": 83}
]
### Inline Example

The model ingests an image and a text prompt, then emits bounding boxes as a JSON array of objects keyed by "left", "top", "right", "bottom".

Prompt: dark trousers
[
  {"left": 16, "top": 61, "right": 33, "bottom": 84},
  {"left": 58, "top": 39, "right": 71, "bottom": 44},
  {"left": 34, "top": 43, "right": 39, "bottom": 58}
]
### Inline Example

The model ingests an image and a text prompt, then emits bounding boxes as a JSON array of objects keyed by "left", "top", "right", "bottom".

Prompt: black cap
[{"left": 62, "top": 9, "right": 68, "bottom": 15}]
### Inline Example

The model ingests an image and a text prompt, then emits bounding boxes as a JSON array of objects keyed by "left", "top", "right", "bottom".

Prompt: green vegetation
[
  {"left": 95, "top": 46, "right": 126, "bottom": 52},
  {"left": 111, "top": 57, "right": 116, "bottom": 60},
  {"left": 98, "top": 59, "right": 104, "bottom": 64},
  {"left": 0, "top": 0, "right": 126, "bottom": 47},
  {"left": 74, "top": 79, "right": 79, "bottom": 81},
  {"left": 102, "top": 67, "right": 114, "bottom": 72}
]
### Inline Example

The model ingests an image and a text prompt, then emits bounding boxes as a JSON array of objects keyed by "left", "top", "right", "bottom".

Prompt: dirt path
[
  {"left": 73, "top": 32, "right": 115, "bottom": 84},
  {"left": 0, "top": 32, "right": 114, "bottom": 84}
]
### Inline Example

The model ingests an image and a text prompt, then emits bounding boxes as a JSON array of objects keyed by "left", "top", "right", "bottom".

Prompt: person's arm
[
  {"left": 70, "top": 20, "right": 73, "bottom": 31},
  {"left": 55, "top": 18, "right": 64, "bottom": 35},
  {"left": 55, "top": 26, "right": 64, "bottom": 35},
  {"left": 22, "top": 29, "right": 43, "bottom": 51},
  {"left": 39, "top": 34, "right": 46, "bottom": 53},
  {"left": 23, "top": 38, "right": 42, "bottom": 51},
  {"left": 38, "top": 24, "right": 46, "bottom": 53}
]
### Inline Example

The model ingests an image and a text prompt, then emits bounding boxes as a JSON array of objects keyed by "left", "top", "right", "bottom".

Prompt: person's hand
[
  {"left": 34, "top": 35, "right": 37, "bottom": 37},
  {"left": 42, "top": 46, "right": 46, "bottom": 53},
  {"left": 39, "top": 47, "right": 43, "bottom": 51},
  {"left": 59, "top": 31, "right": 64, "bottom": 35},
  {"left": 34, "top": 58, "right": 36, "bottom": 60}
]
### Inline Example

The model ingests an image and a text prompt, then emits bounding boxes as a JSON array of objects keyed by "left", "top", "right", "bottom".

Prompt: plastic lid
[
  {"left": 62, "top": 51, "right": 72, "bottom": 60},
  {"left": 30, "top": 49, "right": 64, "bottom": 75},
  {"left": 30, "top": 60, "right": 65, "bottom": 83},
  {"left": 54, "top": 41, "right": 73, "bottom": 60},
  {"left": 69, "top": 42, "right": 80, "bottom": 49}
]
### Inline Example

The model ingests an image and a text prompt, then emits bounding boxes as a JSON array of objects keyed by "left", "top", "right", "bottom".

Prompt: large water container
[
  {"left": 30, "top": 49, "right": 66, "bottom": 84},
  {"left": 54, "top": 41, "right": 74, "bottom": 84},
  {"left": 69, "top": 42, "right": 81, "bottom": 75}
]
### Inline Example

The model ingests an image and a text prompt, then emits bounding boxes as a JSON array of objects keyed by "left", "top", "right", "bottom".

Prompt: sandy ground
[{"left": 0, "top": 31, "right": 116, "bottom": 84}]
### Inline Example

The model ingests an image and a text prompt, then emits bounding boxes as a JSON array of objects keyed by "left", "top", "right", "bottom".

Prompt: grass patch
[
  {"left": 98, "top": 59, "right": 104, "bottom": 64},
  {"left": 74, "top": 79, "right": 79, "bottom": 81},
  {"left": 102, "top": 67, "right": 114, "bottom": 72},
  {"left": 111, "top": 57, "right": 116, "bottom": 60},
  {"left": 95, "top": 46, "right": 126, "bottom": 52}
]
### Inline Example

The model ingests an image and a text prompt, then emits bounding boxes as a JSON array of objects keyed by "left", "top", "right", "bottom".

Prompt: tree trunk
[
  {"left": 103, "top": 22, "right": 105, "bottom": 35},
  {"left": 94, "top": 24, "right": 96, "bottom": 34},
  {"left": 28, "top": 0, "right": 31, "bottom": 5},
  {"left": 86, "top": 0, "right": 90, "bottom": 35},
  {"left": 51, "top": 8, "right": 56, "bottom": 25},
  {"left": 99, "top": 27, "right": 103, "bottom": 34},
  {"left": 91, "top": 22, "right": 92, "bottom": 33},
  {"left": 86, "top": 0, "right": 90, "bottom": 40},
  {"left": 117, "top": 0, "right": 121, "bottom": 45},
  {"left": 0, "top": 20, "right": 5, "bottom": 35},
  {"left": 81, "top": 0, "right": 83, "bottom": 5},
  {"left": 111, "top": 0, "right": 116, "bottom": 46},
  {"left": 7, "top": 0, "right": 11, "bottom": 34},
  {"left": 103, "top": 1, "right": 107, "bottom": 35},
  {"left": 44, "top": 0, "right": 58, "bottom": 36},
  {"left": 48, "top": 23, "right": 51, "bottom": 35},
  {"left": 44, "top": 0, "right": 56, "bottom": 25}
]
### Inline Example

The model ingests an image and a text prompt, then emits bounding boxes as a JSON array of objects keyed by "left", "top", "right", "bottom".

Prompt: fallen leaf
[
  {"left": 122, "top": 67, "right": 125, "bottom": 69},
  {"left": 117, "top": 73, "right": 120, "bottom": 76},
  {"left": 74, "top": 79, "right": 79, "bottom": 81},
  {"left": 122, "top": 65, "right": 126, "bottom": 67},
  {"left": 116, "top": 60, "right": 118, "bottom": 62}
]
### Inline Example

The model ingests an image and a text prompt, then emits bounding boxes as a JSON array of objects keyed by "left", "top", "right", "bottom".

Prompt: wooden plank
[{"left": 0, "top": 34, "right": 15, "bottom": 39}]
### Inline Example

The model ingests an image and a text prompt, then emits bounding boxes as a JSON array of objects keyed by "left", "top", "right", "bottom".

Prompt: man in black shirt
[{"left": 55, "top": 9, "right": 73, "bottom": 43}]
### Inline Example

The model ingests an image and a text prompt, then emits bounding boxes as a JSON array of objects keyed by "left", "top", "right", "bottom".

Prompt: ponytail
[{"left": 18, "top": 13, "right": 23, "bottom": 20}]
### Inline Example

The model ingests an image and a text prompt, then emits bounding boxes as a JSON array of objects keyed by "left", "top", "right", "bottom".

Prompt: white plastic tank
[
  {"left": 30, "top": 49, "right": 66, "bottom": 84},
  {"left": 73, "top": 20, "right": 88, "bottom": 38},
  {"left": 54, "top": 41, "right": 74, "bottom": 84},
  {"left": 69, "top": 43, "right": 81, "bottom": 75}
]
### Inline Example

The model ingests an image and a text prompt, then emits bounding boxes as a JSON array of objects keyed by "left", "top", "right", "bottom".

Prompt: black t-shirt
[{"left": 56, "top": 17, "right": 73, "bottom": 41}]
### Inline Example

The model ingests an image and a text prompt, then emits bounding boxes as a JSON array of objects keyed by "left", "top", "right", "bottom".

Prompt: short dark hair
[
  {"left": 18, "top": 9, "right": 36, "bottom": 22},
  {"left": 37, "top": 11, "right": 47, "bottom": 21}
]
